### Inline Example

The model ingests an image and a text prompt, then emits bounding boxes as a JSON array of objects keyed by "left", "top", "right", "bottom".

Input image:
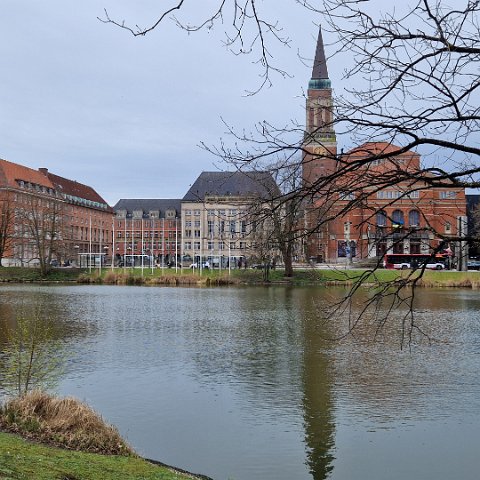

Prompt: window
[
  {"left": 184, "top": 229, "right": 192, "bottom": 238},
  {"left": 229, "top": 242, "right": 236, "bottom": 250},
  {"left": 409, "top": 210, "right": 420, "bottom": 227},
  {"left": 445, "top": 221, "right": 452, "bottom": 233},
  {"left": 207, "top": 241, "right": 214, "bottom": 250},
  {"left": 184, "top": 241, "right": 192, "bottom": 250},
  {"left": 339, "top": 192, "right": 355, "bottom": 200},
  {"left": 194, "top": 242, "right": 201, "bottom": 250},
  {"left": 230, "top": 221, "right": 236, "bottom": 233},
  {"left": 377, "top": 190, "right": 402, "bottom": 200},
  {"left": 241, "top": 221, "right": 247, "bottom": 233},
  {"left": 185, "top": 210, "right": 192, "bottom": 216},
  {"left": 208, "top": 220, "right": 214, "bottom": 234},
  {"left": 185, "top": 220, "right": 192, "bottom": 227},
  {"left": 194, "top": 220, "right": 201, "bottom": 228},
  {"left": 376, "top": 211, "right": 387, "bottom": 227},
  {"left": 207, "top": 210, "right": 215, "bottom": 216},
  {"left": 219, "top": 241, "right": 225, "bottom": 250},
  {"left": 407, "top": 191, "right": 420, "bottom": 199},
  {"left": 392, "top": 210, "right": 404, "bottom": 227},
  {"left": 440, "top": 191, "right": 457, "bottom": 199},
  {"left": 194, "top": 230, "right": 201, "bottom": 238},
  {"left": 194, "top": 209, "right": 201, "bottom": 216}
]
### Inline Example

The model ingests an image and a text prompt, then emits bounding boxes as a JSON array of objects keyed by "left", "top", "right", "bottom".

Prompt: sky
[{"left": 0, "top": 1, "right": 334, "bottom": 206}]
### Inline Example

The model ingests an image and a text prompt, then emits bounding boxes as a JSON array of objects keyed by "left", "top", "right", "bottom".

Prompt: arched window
[
  {"left": 392, "top": 210, "right": 404, "bottom": 227},
  {"left": 409, "top": 210, "right": 420, "bottom": 227},
  {"left": 376, "top": 210, "right": 387, "bottom": 227}
]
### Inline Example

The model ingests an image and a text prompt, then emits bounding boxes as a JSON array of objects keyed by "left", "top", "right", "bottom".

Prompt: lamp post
[{"left": 73, "top": 245, "right": 80, "bottom": 268}]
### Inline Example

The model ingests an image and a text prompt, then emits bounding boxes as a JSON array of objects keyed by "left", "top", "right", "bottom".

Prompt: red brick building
[
  {"left": 303, "top": 29, "right": 467, "bottom": 265},
  {"left": 113, "top": 199, "right": 181, "bottom": 267},
  {"left": 0, "top": 158, "right": 112, "bottom": 267}
]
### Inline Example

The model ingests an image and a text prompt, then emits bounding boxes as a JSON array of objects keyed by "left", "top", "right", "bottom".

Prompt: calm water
[{"left": 0, "top": 284, "right": 479, "bottom": 480}]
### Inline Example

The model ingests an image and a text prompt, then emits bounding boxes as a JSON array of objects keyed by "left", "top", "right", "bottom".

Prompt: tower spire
[
  {"left": 309, "top": 27, "right": 331, "bottom": 90},
  {"left": 312, "top": 26, "right": 329, "bottom": 80}
]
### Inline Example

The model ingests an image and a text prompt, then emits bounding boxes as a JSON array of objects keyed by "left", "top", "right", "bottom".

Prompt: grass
[
  {"left": 0, "top": 431, "right": 197, "bottom": 479},
  {"left": 1, "top": 265, "right": 480, "bottom": 288},
  {"left": 0, "top": 391, "right": 203, "bottom": 480}
]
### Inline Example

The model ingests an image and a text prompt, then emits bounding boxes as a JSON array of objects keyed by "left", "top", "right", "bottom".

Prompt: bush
[{"left": 0, "top": 391, "right": 133, "bottom": 456}]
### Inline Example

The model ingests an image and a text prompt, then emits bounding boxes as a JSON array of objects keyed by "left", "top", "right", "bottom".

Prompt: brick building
[
  {"left": 113, "top": 199, "right": 182, "bottom": 267},
  {"left": 0, "top": 158, "right": 112, "bottom": 267},
  {"left": 303, "top": 29, "right": 467, "bottom": 265}
]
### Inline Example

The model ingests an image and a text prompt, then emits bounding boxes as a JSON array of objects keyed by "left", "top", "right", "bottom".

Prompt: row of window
[
  {"left": 184, "top": 209, "right": 244, "bottom": 217},
  {"left": 117, "top": 231, "right": 177, "bottom": 239},
  {"left": 184, "top": 241, "right": 248, "bottom": 251},
  {"left": 377, "top": 209, "right": 420, "bottom": 227}
]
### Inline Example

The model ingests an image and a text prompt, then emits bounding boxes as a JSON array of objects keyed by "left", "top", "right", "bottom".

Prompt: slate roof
[
  {"left": 183, "top": 171, "right": 280, "bottom": 202},
  {"left": 113, "top": 199, "right": 182, "bottom": 218}
]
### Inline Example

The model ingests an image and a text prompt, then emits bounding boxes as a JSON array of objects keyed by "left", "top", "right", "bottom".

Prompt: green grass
[
  {"left": 0, "top": 431, "right": 195, "bottom": 480},
  {"left": 1, "top": 265, "right": 480, "bottom": 288},
  {"left": 0, "top": 267, "right": 87, "bottom": 282}
]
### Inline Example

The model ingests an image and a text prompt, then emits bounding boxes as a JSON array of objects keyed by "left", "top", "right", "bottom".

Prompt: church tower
[{"left": 302, "top": 27, "right": 337, "bottom": 187}]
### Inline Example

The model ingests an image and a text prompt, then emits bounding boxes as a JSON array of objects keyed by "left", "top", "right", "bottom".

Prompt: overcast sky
[{"left": 0, "top": 1, "right": 338, "bottom": 205}]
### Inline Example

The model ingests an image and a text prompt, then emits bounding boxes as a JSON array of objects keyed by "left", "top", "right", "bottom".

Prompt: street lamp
[{"left": 73, "top": 245, "right": 80, "bottom": 268}]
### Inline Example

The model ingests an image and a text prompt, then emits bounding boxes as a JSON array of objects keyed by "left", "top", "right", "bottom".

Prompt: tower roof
[{"left": 309, "top": 27, "right": 331, "bottom": 89}]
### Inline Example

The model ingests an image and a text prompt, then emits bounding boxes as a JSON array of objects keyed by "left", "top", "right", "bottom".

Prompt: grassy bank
[
  {"left": 0, "top": 266, "right": 480, "bottom": 288},
  {"left": 0, "top": 391, "right": 206, "bottom": 480},
  {"left": 0, "top": 431, "right": 198, "bottom": 479}
]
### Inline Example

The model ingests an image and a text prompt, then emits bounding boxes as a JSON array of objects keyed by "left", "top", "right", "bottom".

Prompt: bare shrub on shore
[{"left": 0, "top": 390, "right": 133, "bottom": 456}]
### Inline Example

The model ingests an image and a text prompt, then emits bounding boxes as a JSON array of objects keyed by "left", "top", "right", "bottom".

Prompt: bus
[{"left": 383, "top": 253, "right": 447, "bottom": 270}]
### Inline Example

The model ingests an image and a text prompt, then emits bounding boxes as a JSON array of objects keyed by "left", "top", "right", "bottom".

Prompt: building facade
[
  {"left": 0, "top": 159, "right": 112, "bottom": 267},
  {"left": 303, "top": 29, "right": 467, "bottom": 265},
  {"left": 113, "top": 199, "right": 181, "bottom": 267},
  {"left": 181, "top": 171, "right": 280, "bottom": 268}
]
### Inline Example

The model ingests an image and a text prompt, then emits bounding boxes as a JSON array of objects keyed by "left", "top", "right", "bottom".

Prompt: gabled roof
[
  {"left": 113, "top": 199, "right": 182, "bottom": 218},
  {"left": 0, "top": 158, "right": 55, "bottom": 190},
  {"left": 41, "top": 169, "right": 109, "bottom": 206},
  {"left": 182, "top": 171, "right": 280, "bottom": 202}
]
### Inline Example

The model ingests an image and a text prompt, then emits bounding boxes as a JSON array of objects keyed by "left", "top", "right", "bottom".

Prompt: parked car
[
  {"left": 251, "top": 264, "right": 270, "bottom": 270},
  {"left": 424, "top": 262, "right": 445, "bottom": 270},
  {"left": 467, "top": 260, "right": 480, "bottom": 270}
]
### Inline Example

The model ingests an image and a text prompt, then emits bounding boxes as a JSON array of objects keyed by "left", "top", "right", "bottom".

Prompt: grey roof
[
  {"left": 183, "top": 171, "right": 281, "bottom": 202},
  {"left": 113, "top": 199, "right": 182, "bottom": 217},
  {"left": 312, "top": 26, "right": 329, "bottom": 80}
]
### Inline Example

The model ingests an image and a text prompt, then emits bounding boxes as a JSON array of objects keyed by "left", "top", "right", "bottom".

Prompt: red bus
[{"left": 383, "top": 253, "right": 447, "bottom": 270}]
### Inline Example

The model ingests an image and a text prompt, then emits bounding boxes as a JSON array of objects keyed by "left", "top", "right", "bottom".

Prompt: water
[{"left": 0, "top": 284, "right": 479, "bottom": 480}]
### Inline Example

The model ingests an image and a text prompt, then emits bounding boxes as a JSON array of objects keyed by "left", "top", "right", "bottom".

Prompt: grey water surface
[{"left": 0, "top": 284, "right": 479, "bottom": 480}]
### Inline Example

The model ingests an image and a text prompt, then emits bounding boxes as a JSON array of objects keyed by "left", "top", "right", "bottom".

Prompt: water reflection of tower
[{"left": 298, "top": 288, "right": 336, "bottom": 479}]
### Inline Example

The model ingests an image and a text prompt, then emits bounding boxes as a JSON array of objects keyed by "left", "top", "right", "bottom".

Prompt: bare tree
[
  {"left": 0, "top": 192, "right": 14, "bottom": 267},
  {"left": 101, "top": 1, "right": 480, "bottom": 343},
  {"left": 16, "top": 197, "right": 66, "bottom": 276}
]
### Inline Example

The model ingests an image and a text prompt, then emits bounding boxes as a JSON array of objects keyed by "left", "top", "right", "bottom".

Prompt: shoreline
[{"left": 0, "top": 266, "right": 480, "bottom": 289}]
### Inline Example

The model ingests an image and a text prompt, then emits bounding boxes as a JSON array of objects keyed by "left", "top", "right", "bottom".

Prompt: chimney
[{"left": 39, "top": 168, "right": 48, "bottom": 175}]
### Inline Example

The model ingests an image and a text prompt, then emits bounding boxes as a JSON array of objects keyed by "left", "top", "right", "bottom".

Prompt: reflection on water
[{"left": 0, "top": 285, "right": 479, "bottom": 480}]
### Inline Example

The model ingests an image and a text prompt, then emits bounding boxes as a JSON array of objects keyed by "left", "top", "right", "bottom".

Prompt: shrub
[{"left": 0, "top": 390, "right": 133, "bottom": 456}]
